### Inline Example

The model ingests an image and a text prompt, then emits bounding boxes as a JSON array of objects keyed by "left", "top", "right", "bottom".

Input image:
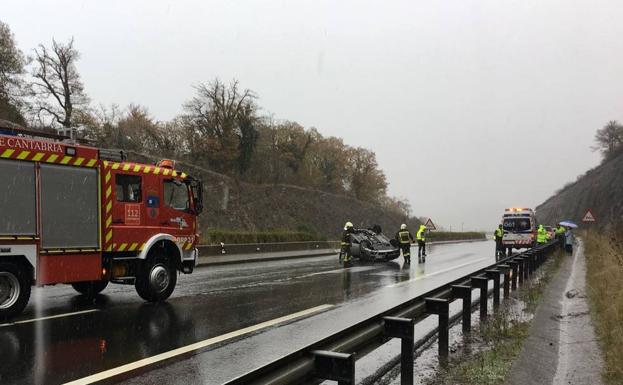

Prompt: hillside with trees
[
  {"left": 0, "top": 20, "right": 417, "bottom": 239},
  {"left": 536, "top": 120, "right": 623, "bottom": 228}
]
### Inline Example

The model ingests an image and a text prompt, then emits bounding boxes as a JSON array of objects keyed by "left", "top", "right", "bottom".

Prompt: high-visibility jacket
[
  {"left": 416, "top": 225, "right": 427, "bottom": 242},
  {"left": 396, "top": 230, "right": 414, "bottom": 245},
  {"left": 494, "top": 227, "right": 503, "bottom": 239},
  {"left": 555, "top": 226, "right": 566, "bottom": 235},
  {"left": 536, "top": 226, "right": 548, "bottom": 243}
]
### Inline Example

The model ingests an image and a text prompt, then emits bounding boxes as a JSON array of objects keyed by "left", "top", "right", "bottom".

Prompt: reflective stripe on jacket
[{"left": 397, "top": 230, "right": 413, "bottom": 244}]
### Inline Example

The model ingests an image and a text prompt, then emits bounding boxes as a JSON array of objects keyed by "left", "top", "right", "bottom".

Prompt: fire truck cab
[{"left": 0, "top": 124, "right": 203, "bottom": 319}]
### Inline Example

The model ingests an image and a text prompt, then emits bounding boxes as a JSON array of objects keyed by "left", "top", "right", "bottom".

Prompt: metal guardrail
[
  {"left": 198, "top": 241, "right": 340, "bottom": 256},
  {"left": 224, "top": 241, "right": 560, "bottom": 385}
]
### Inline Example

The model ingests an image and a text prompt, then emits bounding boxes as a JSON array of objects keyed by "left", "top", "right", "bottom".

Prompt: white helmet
[
  {"left": 400, "top": 224, "right": 407, "bottom": 230},
  {"left": 344, "top": 221, "right": 353, "bottom": 230}
]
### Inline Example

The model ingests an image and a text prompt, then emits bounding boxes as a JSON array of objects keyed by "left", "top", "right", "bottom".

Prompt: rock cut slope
[{"left": 536, "top": 152, "right": 623, "bottom": 228}]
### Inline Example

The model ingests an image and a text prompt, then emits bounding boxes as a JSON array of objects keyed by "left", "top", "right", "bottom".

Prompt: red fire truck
[{"left": 0, "top": 123, "right": 203, "bottom": 319}]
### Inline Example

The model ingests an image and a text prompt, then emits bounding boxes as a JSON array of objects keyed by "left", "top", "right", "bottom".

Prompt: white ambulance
[{"left": 501, "top": 208, "right": 536, "bottom": 251}]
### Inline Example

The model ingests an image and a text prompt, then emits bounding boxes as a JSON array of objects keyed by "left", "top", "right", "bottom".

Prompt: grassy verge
[
  {"left": 429, "top": 249, "right": 564, "bottom": 385},
  {"left": 427, "top": 231, "right": 486, "bottom": 242},
  {"left": 584, "top": 231, "right": 623, "bottom": 384},
  {"left": 204, "top": 228, "right": 326, "bottom": 244}
]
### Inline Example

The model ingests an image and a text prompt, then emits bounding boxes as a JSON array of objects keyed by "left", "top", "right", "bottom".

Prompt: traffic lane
[
  {"left": 11, "top": 240, "right": 480, "bottom": 322},
  {"left": 1, "top": 262, "right": 412, "bottom": 385},
  {"left": 11, "top": 254, "right": 344, "bottom": 321},
  {"left": 121, "top": 241, "right": 496, "bottom": 385},
  {"left": 0, "top": 241, "right": 493, "bottom": 385}
]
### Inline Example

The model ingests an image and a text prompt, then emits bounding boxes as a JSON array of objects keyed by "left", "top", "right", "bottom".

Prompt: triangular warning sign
[
  {"left": 424, "top": 218, "right": 437, "bottom": 230},
  {"left": 582, "top": 209, "right": 596, "bottom": 223}
]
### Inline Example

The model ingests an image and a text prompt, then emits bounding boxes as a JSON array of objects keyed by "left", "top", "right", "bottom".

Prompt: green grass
[
  {"left": 585, "top": 231, "right": 623, "bottom": 384},
  {"left": 518, "top": 249, "right": 565, "bottom": 313},
  {"left": 457, "top": 320, "right": 530, "bottom": 385},
  {"left": 203, "top": 228, "right": 326, "bottom": 244}
]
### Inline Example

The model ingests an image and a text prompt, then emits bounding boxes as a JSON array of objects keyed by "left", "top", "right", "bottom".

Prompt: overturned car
[{"left": 349, "top": 227, "right": 401, "bottom": 262}]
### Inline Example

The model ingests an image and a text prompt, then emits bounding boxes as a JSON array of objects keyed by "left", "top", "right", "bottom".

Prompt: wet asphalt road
[{"left": 0, "top": 240, "right": 495, "bottom": 385}]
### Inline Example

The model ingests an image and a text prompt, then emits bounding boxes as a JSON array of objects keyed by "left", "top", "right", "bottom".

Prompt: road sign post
[{"left": 582, "top": 209, "right": 596, "bottom": 240}]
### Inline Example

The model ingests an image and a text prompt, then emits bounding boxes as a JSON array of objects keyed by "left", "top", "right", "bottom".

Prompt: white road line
[
  {"left": 0, "top": 309, "right": 100, "bottom": 328},
  {"left": 387, "top": 257, "right": 490, "bottom": 288},
  {"left": 63, "top": 304, "right": 334, "bottom": 385}
]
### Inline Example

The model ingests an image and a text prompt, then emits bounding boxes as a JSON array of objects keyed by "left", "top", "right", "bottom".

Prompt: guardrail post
[
  {"left": 528, "top": 250, "right": 537, "bottom": 275},
  {"left": 426, "top": 298, "right": 450, "bottom": 358},
  {"left": 451, "top": 285, "right": 472, "bottom": 333},
  {"left": 313, "top": 350, "right": 355, "bottom": 385},
  {"left": 471, "top": 277, "right": 489, "bottom": 321},
  {"left": 508, "top": 261, "right": 518, "bottom": 290},
  {"left": 517, "top": 258, "right": 525, "bottom": 285},
  {"left": 497, "top": 264, "right": 511, "bottom": 298},
  {"left": 383, "top": 317, "right": 415, "bottom": 385},
  {"left": 523, "top": 255, "right": 532, "bottom": 281},
  {"left": 486, "top": 270, "right": 501, "bottom": 311}
]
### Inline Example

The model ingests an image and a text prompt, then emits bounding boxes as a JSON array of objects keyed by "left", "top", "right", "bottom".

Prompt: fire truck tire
[
  {"left": 71, "top": 281, "right": 109, "bottom": 297},
  {"left": 0, "top": 261, "right": 31, "bottom": 320},
  {"left": 135, "top": 250, "right": 177, "bottom": 302}
]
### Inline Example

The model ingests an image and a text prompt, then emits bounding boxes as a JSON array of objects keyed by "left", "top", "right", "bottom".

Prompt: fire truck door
[
  {"left": 112, "top": 173, "right": 144, "bottom": 231},
  {"left": 160, "top": 179, "right": 193, "bottom": 239}
]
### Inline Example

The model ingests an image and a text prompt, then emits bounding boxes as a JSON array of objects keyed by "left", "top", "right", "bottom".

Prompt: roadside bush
[
  {"left": 204, "top": 228, "right": 326, "bottom": 244},
  {"left": 427, "top": 231, "right": 486, "bottom": 242}
]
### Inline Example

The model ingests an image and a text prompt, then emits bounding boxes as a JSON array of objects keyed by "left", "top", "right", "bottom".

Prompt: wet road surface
[{"left": 0, "top": 240, "right": 495, "bottom": 385}]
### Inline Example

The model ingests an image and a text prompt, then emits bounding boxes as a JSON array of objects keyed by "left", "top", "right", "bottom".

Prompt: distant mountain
[{"left": 536, "top": 152, "right": 623, "bottom": 228}]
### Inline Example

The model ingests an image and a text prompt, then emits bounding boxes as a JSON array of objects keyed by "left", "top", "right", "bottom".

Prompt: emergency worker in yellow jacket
[
  {"left": 494, "top": 224, "right": 505, "bottom": 260},
  {"left": 536, "top": 224, "right": 549, "bottom": 244},
  {"left": 395, "top": 224, "right": 415, "bottom": 264},
  {"left": 416, "top": 224, "right": 427, "bottom": 263}
]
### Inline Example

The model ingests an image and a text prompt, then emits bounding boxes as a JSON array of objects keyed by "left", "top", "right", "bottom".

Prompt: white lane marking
[
  {"left": 63, "top": 304, "right": 334, "bottom": 385},
  {"left": 387, "top": 257, "right": 489, "bottom": 288},
  {"left": 0, "top": 309, "right": 100, "bottom": 328}
]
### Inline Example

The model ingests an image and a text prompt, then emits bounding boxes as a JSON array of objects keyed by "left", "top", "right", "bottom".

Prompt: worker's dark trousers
[
  {"left": 417, "top": 240, "right": 426, "bottom": 258},
  {"left": 340, "top": 244, "right": 351, "bottom": 264},
  {"left": 400, "top": 244, "right": 411, "bottom": 263},
  {"left": 495, "top": 240, "right": 504, "bottom": 259}
]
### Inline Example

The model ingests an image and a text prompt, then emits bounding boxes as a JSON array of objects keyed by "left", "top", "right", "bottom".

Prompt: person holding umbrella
[
  {"left": 559, "top": 221, "right": 578, "bottom": 255},
  {"left": 555, "top": 223, "right": 567, "bottom": 249}
]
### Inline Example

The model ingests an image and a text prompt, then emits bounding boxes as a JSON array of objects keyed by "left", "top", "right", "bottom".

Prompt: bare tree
[
  {"left": 29, "top": 38, "right": 89, "bottom": 133},
  {"left": 592, "top": 120, "right": 623, "bottom": 161},
  {"left": 181, "top": 79, "right": 258, "bottom": 173},
  {"left": 0, "top": 20, "right": 27, "bottom": 124}
]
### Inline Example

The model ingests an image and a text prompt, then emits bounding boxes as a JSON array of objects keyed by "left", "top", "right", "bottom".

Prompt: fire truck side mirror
[{"left": 189, "top": 179, "right": 203, "bottom": 215}]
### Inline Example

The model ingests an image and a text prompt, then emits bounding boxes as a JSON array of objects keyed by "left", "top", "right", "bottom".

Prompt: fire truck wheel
[
  {"left": 71, "top": 281, "right": 109, "bottom": 297},
  {"left": 135, "top": 251, "right": 177, "bottom": 302},
  {"left": 0, "top": 261, "right": 31, "bottom": 320}
]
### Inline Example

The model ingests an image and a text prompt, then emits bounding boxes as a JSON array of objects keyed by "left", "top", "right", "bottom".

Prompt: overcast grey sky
[{"left": 4, "top": 0, "right": 620, "bottom": 230}]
